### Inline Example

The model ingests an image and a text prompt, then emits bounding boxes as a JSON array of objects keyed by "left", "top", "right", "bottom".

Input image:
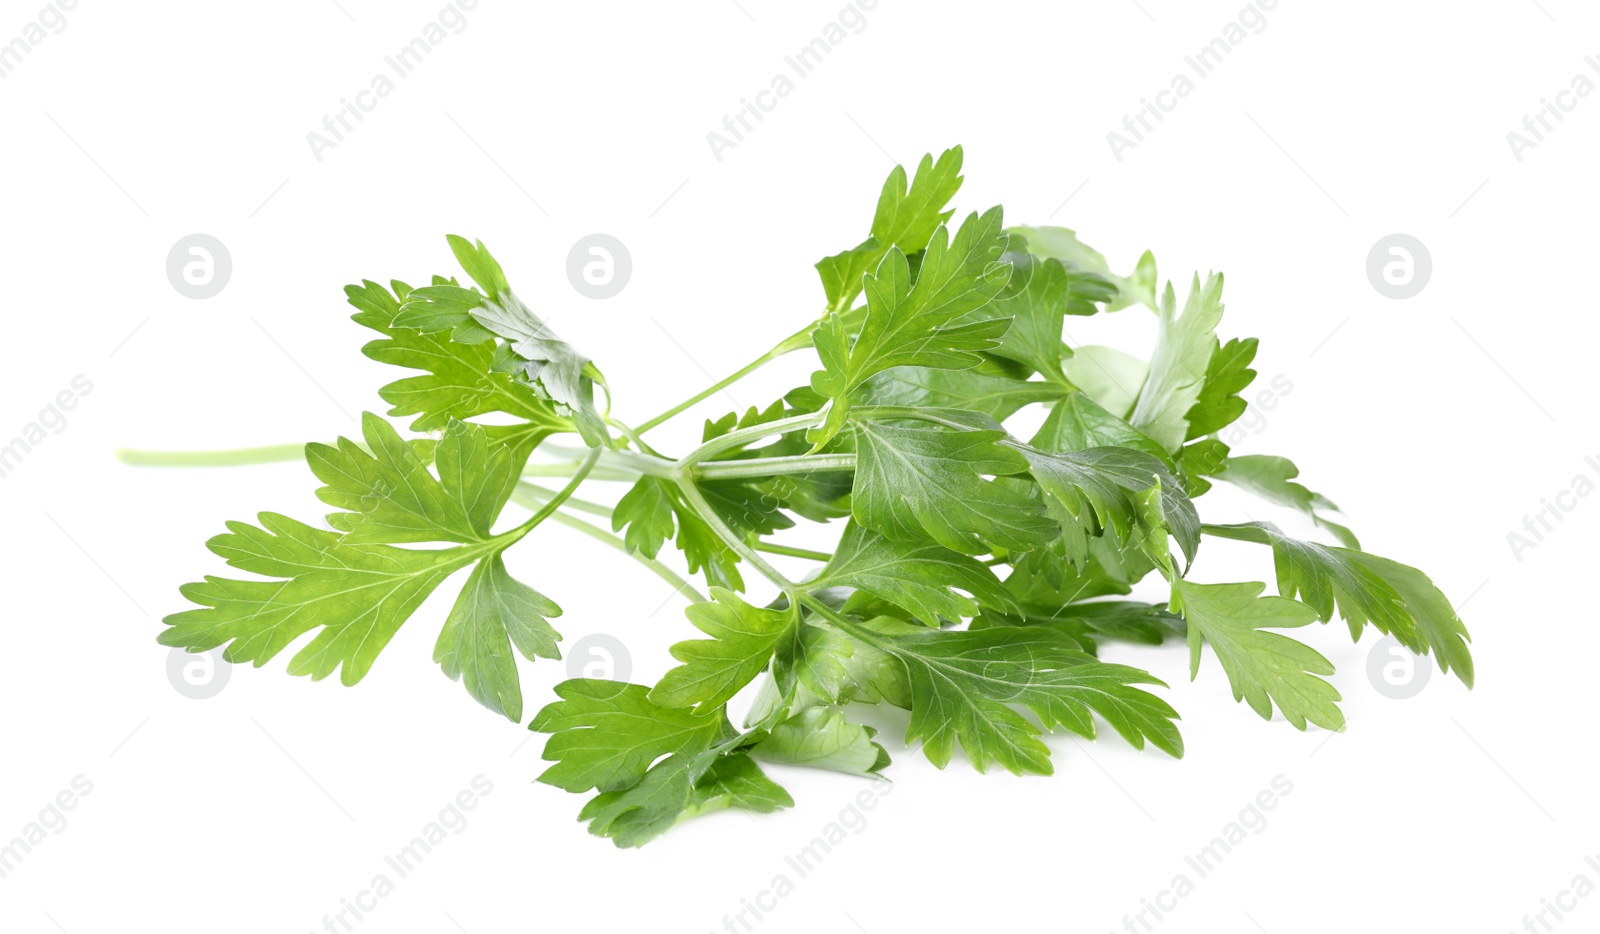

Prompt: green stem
[
  {"left": 634, "top": 328, "right": 818, "bottom": 436},
  {"left": 515, "top": 481, "right": 613, "bottom": 519},
  {"left": 508, "top": 484, "right": 707, "bottom": 604},
  {"left": 521, "top": 462, "right": 640, "bottom": 482},
  {"left": 675, "top": 478, "right": 797, "bottom": 596},
  {"left": 677, "top": 413, "right": 824, "bottom": 469},
  {"left": 503, "top": 448, "right": 601, "bottom": 542},
  {"left": 695, "top": 453, "right": 854, "bottom": 480},
  {"left": 117, "top": 444, "right": 305, "bottom": 467},
  {"left": 751, "top": 541, "right": 832, "bottom": 562}
]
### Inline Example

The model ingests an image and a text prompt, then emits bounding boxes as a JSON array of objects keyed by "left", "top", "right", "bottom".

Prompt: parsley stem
[
  {"left": 676, "top": 413, "right": 824, "bottom": 469},
  {"left": 694, "top": 453, "right": 854, "bottom": 480},
  {"left": 505, "top": 448, "right": 602, "bottom": 541},
  {"left": 117, "top": 444, "right": 304, "bottom": 467},
  {"left": 633, "top": 327, "right": 816, "bottom": 436},
  {"left": 750, "top": 541, "right": 831, "bottom": 562},
  {"left": 514, "top": 481, "right": 614, "bottom": 519},
  {"left": 510, "top": 482, "right": 706, "bottom": 604},
  {"left": 674, "top": 478, "right": 799, "bottom": 596}
]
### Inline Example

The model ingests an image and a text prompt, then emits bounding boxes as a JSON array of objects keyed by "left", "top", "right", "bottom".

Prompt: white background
[{"left": 1, "top": 1, "right": 1596, "bottom": 932}]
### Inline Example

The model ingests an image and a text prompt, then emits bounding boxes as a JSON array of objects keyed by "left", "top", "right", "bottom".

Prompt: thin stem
[
  {"left": 695, "top": 453, "right": 854, "bottom": 480},
  {"left": 751, "top": 541, "right": 832, "bottom": 562},
  {"left": 635, "top": 349, "right": 780, "bottom": 436},
  {"left": 521, "top": 463, "right": 640, "bottom": 482},
  {"left": 675, "top": 478, "right": 798, "bottom": 596},
  {"left": 676, "top": 413, "right": 824, "bottom": 469},
  {"left": 515, "top": 481, "right": 613, "bottom": 519},
  {"left": 504, "top": 448, "right": 601, "bottom": 542},
  {"left": 606, "top": 416, "right": 664, "bottom": 457},
  {"left": 508, "top": 485, "right": 707, "bottom": 604},
  {"left": 117, "top": 444, "right": 305, "bottom": 467}
]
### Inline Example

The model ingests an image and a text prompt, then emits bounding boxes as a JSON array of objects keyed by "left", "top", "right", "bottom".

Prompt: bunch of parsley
[{"left": 153, "top": 146, "right": 1472, "bottom": 847}]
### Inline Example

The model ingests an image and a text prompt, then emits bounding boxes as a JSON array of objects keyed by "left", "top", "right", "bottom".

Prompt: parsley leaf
[
  {"left": 849, "top": 411, "right": 1057, "bottom": 555},
  {"left": 1174, "top": 579, "right": 1343, "bottom": 731},
  {"left": 812, "top": 520, "right": 1019, "bottom": 625},
  {"left": 816, "top": 146, "right": 966, "bottom": 314},
  {"left": 1128, "top": 274, "right": 1226, "bottom": 453},
  {"left": 808, "top": 208, "right": 1014, "bottom": 446}
]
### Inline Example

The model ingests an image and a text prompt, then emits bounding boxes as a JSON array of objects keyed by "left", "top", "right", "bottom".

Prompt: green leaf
[
  {"left": 1209, "top": 454, "right": 1359, "bottom": 549},
  {"left": 347, "top": 279, "right": 570, "bottom": 442},
  {"left": 1031, "top": 392, "right": 1173, "bottom": 468},
  {"left": 1017, "top": 444, "right": 1200, "bottom": 571},
  {"left": 307, "top": 414, "right": 511, "bottom": 545},
  {"left": 750, "top": 707, "right": 889, "bottom": 778},
  {"left": 650, "top": 589, "right": 796, "bottom": 710},
  {"left": 812, "top": 520, "right": 1018, "bottom": 625},
  {"left": 446, "top": 234, "right": 510, "bottom": 300},
  {"left": 530, "top": 680, "right": 729, "bottom": 794},
  {"left": 1204, "top": 522, "right": 1473, "bottom": 686},
  {"left": 160, "top": 513, "right": 477, "bottom": 685},
  {"left": 1007, "top": 225, "right": 1157, "bottom": 311},
  {"left": 848, "top": 619, "right": 1183, "bottom": 774},
  {"left": 434, "top": 553, "right": 561, "bottom": 722},
  {"left": 579, "top": 749, "right": 789, "bottom": 848},
  {"left": 1174, "top": 579, "right": 1343, "bottom": 732},
  {"left": 1184, "top": 337, "right": 1258, "bottom": 439},
  {"left": 849, "top": 411, "right": 1057, "bottom": 555},
  {"left": 1060, "top": 345, "right": 1149, "bottom": 418},
  {"left": 611, "top": 476, "right": 677, "bottom": 559},
  {"left": 856, "top": 366, "right": 1070, "bottom": 423},
  {"left": 770, "top": 617, "right": 912, "bottom": 712},
  {"left": 980, "top": 254, "right": 1113, "bottom": 382},
  {"left": 816, "top": 146, "right": 966, "bottom": 313},
  {"left": 1128, "top": 274, "right": 1226, "bottom": 453},
  {"left": 467, "top": 290, "right": 609, "bottom": 447},
  {"left": 809, "top": 207, "right": 1014, "bottom": 446}
]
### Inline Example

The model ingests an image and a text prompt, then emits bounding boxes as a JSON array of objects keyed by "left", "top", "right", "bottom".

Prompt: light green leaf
[
  {"left": 434, "top": 553, "right": 562, "bottom": 722},
  {"left": 1017, "top": 444, "right": 1200, "bottom": 571},
  {"left": 1128, "top": 274, "right": 1226, "bottom": 453},
  {"left": 1174, "top": 579, "right": 1342, "bottom": 732},
  {"left": 1204, "top": 522, "right": 1473, "bottom": 686},
  {"left": 306, "top": 414, "right": 509, "bottom": 545},
  {"left": 816, "top": 146, "right": 966, "bottom": 313},
  {"left": 1007, "top": 225, "right": 1157, "bottom": 311},
  {"left": 1031, "top": 392, "right": 1172, "bottom": 467},
  {"left": 1210, "top": 454, "right": 1360, "bottom": 549},
  {"left": 750, "top": 707, "right": 889, "bottom": 778},
  {"left": 650, "top": 589, "right": 796, "bottom": 710},
  {"left": 1061, "top": 345, "right": 1149, "bottom": 418},
  {"left": 347, "top": 279, "right": 571, "bottom": 442},
  {"left": 529, "top": 680, "right": 729, "bottom": 794},
  {"left": 160, "top": 513, "right": 476, "bottom": 686}
]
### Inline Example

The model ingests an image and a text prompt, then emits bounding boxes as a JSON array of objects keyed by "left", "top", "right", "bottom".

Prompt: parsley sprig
[{"left": 134, "top": 145, "right": 1472, "bottom": 847}]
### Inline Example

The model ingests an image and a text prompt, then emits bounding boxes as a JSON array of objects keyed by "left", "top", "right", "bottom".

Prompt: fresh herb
[{"left": 142, "top": 145, "right": 1472, "bottom": 847}]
